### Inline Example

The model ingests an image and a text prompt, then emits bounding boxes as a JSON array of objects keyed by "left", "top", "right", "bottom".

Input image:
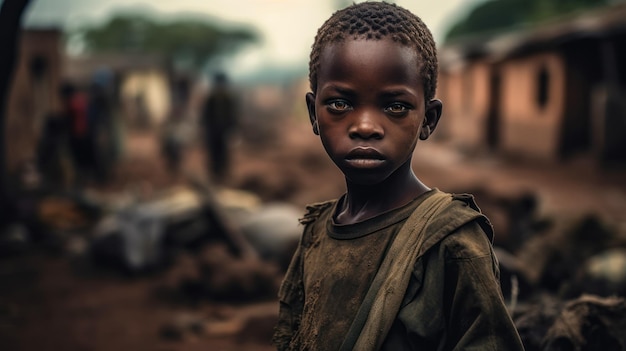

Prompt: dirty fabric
[{"left": 273, "top": 190, "right": 525, "bottom": 351}]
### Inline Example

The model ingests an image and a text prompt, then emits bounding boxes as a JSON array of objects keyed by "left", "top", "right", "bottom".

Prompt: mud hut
[
  {"left": 437, "top": 3, "right": 626, "bottom": 165},
  {"left": 5, "top": 28, "right": 63, "bottom": 171}
]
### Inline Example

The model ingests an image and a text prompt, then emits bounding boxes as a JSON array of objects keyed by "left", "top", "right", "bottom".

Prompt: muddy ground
[{"left": 1, "top": 118, "right": 625, "bottom": 350}]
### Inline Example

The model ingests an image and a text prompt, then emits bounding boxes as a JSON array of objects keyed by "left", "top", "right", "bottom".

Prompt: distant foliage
[
  {"left": 69, "top": 12, "right": 258, "bottom": 68},
  {"left": 444, "top": 0, "right": 613, "bottom": 43}
]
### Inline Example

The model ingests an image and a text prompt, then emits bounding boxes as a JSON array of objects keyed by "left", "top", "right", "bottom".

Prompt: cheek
[
  {"left": 319, "top": 127, "right": 343, "bottom": 153},
  {"left": 316, "top": 110, "right": 342, "bottom": 139},
  {"left": 395, "top": 116, "right": 422, "bottom": 141}
]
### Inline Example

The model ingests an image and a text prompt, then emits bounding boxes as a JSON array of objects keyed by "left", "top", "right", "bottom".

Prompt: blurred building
[
  {"left": 4, "top": 29, "right": 174, "bottom": 174},
  {"left": 5, "top": 28, "right": 63, "bottom": 172},
  {"left": 234, "top": 64, "right": 310, "bottom": 140},
  {"left": 437, "top": 3, "right": 626, "bottom": 166},
  {"left": 64, "top": 53, "right": 171, "bottom": 128}
]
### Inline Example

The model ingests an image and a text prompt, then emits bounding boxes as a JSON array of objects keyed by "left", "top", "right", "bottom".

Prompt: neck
[{"left": 336, "top": 162, "right": 430, "bottom": 224}]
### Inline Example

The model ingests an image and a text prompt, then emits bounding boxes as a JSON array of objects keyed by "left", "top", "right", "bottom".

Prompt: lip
[{"left": 345, "top": 147, "right": 386, "bottom": 168}]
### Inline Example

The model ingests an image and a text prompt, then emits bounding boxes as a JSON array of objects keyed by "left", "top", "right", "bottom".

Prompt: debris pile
[
  {"left": 463, "top": 187, "right": 626, "bottom": 350},
  {"left": 3, "top": 173, "right": 626, "bottom": 350}
]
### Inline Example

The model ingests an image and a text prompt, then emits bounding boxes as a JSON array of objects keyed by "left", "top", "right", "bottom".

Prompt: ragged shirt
[{"left": 273, "top": 190, "right": 525, "bottom": 351}]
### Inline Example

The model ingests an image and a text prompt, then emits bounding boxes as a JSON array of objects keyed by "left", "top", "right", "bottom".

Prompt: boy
[{"left": 273, "top": 2, "right": 525, "bottom": 351}]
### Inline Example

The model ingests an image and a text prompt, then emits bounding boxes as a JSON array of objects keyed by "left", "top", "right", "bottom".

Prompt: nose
[{"left": 348, "top": 110, "right": 384, "bottom": 140}]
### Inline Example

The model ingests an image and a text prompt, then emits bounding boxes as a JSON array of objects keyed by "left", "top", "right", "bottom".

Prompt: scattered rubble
[
  {"left": 543, "top": 295, "right": 626, "bottom": 351},
  {"left": 194, "top": 243, "right": 281, "bottom": 301}
]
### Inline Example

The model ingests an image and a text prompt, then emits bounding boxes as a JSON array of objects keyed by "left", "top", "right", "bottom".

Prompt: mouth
[{"left": 345, "top": 147, "right": 386, "bottom": 168}]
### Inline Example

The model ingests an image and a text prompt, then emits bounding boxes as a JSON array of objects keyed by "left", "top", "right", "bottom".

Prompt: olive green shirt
[{"left": 274, "top": 190, "right": 525, "bottom": 351}]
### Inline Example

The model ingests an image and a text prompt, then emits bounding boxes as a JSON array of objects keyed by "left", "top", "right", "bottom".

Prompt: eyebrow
[
  {"left": 321, "top": 85, "right": 415, "bottom": 98},
  {"left": 320, "top": 84, "right": 354, "bottom": 96},
  {"left": 379, "top": 89, "right": 414, "bottom": 98}
]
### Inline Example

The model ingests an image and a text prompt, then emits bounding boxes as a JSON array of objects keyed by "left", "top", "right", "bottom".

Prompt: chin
[{"left": 345, "top": 170, "right": 392, "bottom": 186}]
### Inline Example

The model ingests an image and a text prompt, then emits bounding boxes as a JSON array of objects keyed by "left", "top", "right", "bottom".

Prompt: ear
[
  {"left": 306, "top": 92, "right": 319, "bottom": 135},
  {"left": 419, "top": 99, "right": 443, "bottom": 140}
]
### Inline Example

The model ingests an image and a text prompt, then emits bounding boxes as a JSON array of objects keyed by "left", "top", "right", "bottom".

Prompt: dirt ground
[{"left": 1, "top": 118, "right": 625, "bottom": 351}]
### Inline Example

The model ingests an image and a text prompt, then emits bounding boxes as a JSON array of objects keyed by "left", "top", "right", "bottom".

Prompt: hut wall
[
  {"left": 437, "top": 60, "right": 491, "bottom": 151},
  {"left": 5, "top": 29, "right": 63, "bottom": 171},
  {"left": 499, "top": 52, "right": 566, "bottom": 160}
]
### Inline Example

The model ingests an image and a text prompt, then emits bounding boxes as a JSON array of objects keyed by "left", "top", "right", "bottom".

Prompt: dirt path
[{"left": 411, "top": 141, "right": 626, "bottom": 223}]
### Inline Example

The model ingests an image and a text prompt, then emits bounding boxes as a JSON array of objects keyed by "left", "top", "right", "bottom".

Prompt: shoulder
[
  {"left": 425, "top": 192, "right": 494, "bottom": 242},
  {"left": 419, "top": 191, "right": 495, "bottom": 260},
  {"left": 298, "top": 199, "right": 336, "bottom": 225},
  {"left": 297, "top": 199, "right": 337, "bottom": 247},
  {"left": 439, "top": 221, "right": 495, "bottom": 260}
]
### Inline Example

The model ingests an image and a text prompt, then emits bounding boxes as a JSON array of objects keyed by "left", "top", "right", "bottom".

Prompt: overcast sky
[{"left": 22, "top": 0, "right": 485, "bottom": 74}]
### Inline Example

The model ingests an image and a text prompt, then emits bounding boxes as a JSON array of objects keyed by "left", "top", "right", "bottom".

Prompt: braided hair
[{"left": 309, "top": 1, "right": 438, "bottom": 101}]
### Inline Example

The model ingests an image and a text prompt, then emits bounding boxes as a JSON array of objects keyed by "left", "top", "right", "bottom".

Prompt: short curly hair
[{"left": 309, "top": 1, "right": 438, "bottom": 101}]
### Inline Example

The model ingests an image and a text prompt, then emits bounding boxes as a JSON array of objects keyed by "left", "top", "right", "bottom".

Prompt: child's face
[{"left": 306, "top": 38, "right": 441, "bottom": 185}]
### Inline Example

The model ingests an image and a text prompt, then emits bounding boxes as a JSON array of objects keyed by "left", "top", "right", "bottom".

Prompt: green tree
[
  {"left": 69, "top": 12, "right": 258, "bottom": 70},
  {"left": 444, "top": 0, "right": 613, "bottom": 43}
]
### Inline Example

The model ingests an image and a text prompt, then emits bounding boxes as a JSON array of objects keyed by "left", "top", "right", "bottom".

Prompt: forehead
[{"left": 317, "top": 38, "right": 422, "bottom": 89}]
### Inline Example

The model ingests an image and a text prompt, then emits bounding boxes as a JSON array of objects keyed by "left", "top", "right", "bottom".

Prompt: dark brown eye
[
  {"left": 384, "top": 103, "right": 409, "bottom": 115},
  {"left": 328, "top": 100, "right": 351, "bottom": 112}
]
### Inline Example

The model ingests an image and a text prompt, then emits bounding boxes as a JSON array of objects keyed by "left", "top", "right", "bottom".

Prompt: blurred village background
[{"left": 1, "top": 0, "right": 626, "bottom": 350}]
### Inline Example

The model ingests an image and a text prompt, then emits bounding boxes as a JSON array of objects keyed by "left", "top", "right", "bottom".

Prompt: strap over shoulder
[
  {"left": 340, "top": 189, "right": 494, "bottom": 351},
  {"left": 340, "top": 189, "right": 453, "bottom": 351},
  {"left": 427, "top": 192, "right": 494, "bottom": 243}
]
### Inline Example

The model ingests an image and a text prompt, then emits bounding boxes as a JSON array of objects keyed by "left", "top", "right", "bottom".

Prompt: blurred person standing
[
  {"left": 87, "top": 76, "right": 115, "bottom": 184},
  {"left": 36, "top": 109, "right": 71, "bottom": 189},
  {"left": 59, "top": 81, "right": 92, "bottom": 186},
  {"left": 162, "top": 76, "right": 192, "bottom": 174},
  {"left": 200, "top": 72, "right": 238, "bottom": 183}
]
